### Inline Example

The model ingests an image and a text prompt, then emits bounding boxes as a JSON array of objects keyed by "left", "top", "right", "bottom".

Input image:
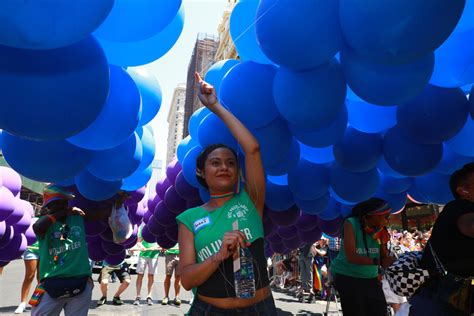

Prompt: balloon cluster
[
  {"left": 0, "top": 0, "right": 184, "bottom": 201},
  {"left": 177, "top": 0, "right": 474, "bottom": 255},
  {"left": 0, "top": 167, "right": 36, "bottom": 265}
]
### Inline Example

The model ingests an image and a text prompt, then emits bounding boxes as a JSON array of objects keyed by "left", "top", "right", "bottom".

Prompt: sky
[{"left": 136, "top": 0, "right": 229, "bottom": 174}]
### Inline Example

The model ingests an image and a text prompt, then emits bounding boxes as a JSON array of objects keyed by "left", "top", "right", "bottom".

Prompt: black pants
[
  {"left": 189, "top": 295, "right": 277, "bottom": 316},
  {"left": 333, "top": 273, "right": 387, "bottom": 316}
]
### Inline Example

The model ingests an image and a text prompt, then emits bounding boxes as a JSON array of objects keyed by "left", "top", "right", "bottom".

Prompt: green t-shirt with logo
[
  {"left": 165, "top": 243, "right": 179, "bottom": 256},
  {"left": 38, "top": 215, "right": 91, "bottom": 281},
  {"left": 27, "top": 240, "right": 40, "bottom": 254},
  {"left": 138, "top": 226, "right": 160, "bottom": 259},
  {"left": 176, "top": 190, "right": 264, "bottom": 263},
  {"left": 330, "top": 217, "right": 380, "bottom": 279}
]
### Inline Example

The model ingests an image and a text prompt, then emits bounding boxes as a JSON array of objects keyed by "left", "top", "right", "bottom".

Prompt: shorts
[
  {"left": 165, "top": 254, "right": 179, "bottom": 276},
  {"left": 382, "top": 278, "right": 407, "bottom": 304},
  {"left": 136, "top": 257, "right": 159, "bottom": 275},
  {"left": 98, "top": 265, "right": 130, "bottom": 284},
  {"left": 22, "top": 249, "right": 40, "bottom": 261}
]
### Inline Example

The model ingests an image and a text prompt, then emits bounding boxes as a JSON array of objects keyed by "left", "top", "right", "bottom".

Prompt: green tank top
[
  {"left": 138, "top": 226, "right": 160, "bottom": 259},
  {"left": 330, "top": 217, "right": 380, "bottom": 279},
  {"left": 176, "top": 190, "right": 264, "bottom": 263},
  {"left": 165, "top": 243, "right": 179, "bottom": 256},
  {"left": 38, "top": 215, "right": 91, "bottom": 281}
]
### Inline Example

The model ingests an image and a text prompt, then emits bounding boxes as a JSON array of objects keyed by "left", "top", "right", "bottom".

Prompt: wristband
[
  {"left": 372, "top": 258, "right": 380, "bottom": 266},
  {"left": 46, "top": 214, "right": 56, "bottom": 224}
]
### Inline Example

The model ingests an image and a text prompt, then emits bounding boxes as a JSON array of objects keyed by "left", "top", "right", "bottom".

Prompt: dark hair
[
  {"left": 449, "top": 162, "right": 474, "bottom": 199},
  {"left": 351, "top": 197, "right": 388, "bottom": 218},
  {"left": 195, "top": 144, "right": 239, "bottom": 188}
]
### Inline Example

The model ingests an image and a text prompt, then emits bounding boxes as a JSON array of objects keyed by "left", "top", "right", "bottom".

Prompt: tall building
[
  {"left": 182, "top": 33, "right": 219, "bottom": 138},
  {"left": 166, "top": 83, "right": 186, "bottom": 165},
  {"left": 215, "top": 0, "right": 238, "bottom": 61},
  {"left": 147, "top": 158, "right": 163, "bottom": 197}
]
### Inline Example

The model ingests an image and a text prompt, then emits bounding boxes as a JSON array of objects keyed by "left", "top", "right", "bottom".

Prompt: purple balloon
[
  {"left": 298, "top": 225, "right": 323, "bottom": 244},
  {"left": 0, "top": 225, "right": 14, "bottom": 249},
  {"left": 283, "top": 235, "right": 302, "bottom": 250},
  {"left": 85, "top": 220, "right": 108, "bottom": 236},
  {"left": 126, "top": 186, "right": 146, "bottom": 205},
  {"left": 263, "top": 215, "right": 277, "bottom": 237},
  {"left": 154, "top": 201, "right": 177, "bottom": 227},
  {"left": 156, "top": 177, "right": 172, "bottom": 200},
  {"left": 278, "top": 226, "right": 298, "bottom": 240},
  {"left": 166, "top": 159, "right": 182, "bottom": 185},
  {"left": 295, "top": 213, "right": 319, "bottom": 232},
  {"left": 5, "top": 199, "right": 25, "bottom": 226},
  {"left": 100, "top": 227, "right": 114, "bottom": 242},
  {"left": 24, "top": 224, "right": 36, "bottom": 246},
  {"left": 0, "top": 221, "right": 6, "bottom": 238},
  {"left": 156, "top": 235, "right": 177, "bottom": 249},
  {"left": 270, "top": 241, "right": 286, "bottom": 254},
  {"left": 164, "top": 186, "right": 187, "bottom": 214},
  {"left": 12, "top": 211, "right": 32, "bottom": 234},
  {"left": 0, "top": 261, "right": 9, "bottom": 268},
  {"left": 0, "top": 233, "right": 27, "bottom": 261},
  {"left": 143, "top": 209, "right": 153, "bottom": 224},
  {"left": 101, "top": 239, "right": 125, "bottom": 255},
  {"left": 147, "top": 193, "right": 161, "bottom": 211},
  {"left": 105, "top": 250, "right": 126, "bottom": 265},
  {"left": 128, "top": 211, "right": 143, "bottom": 226},
  {"left": 319, "top": 217, "right": 343, "bottom": 236},
  {"left": 141, "top": 225, "right": 157, "bottom": 243},
  {"left": 165, "top": 224, "right": 178, "bottom": 242},
  {"left": 147, "top": 215, "right": 167, "bottom": 237},
  {"left": 88, "top": 243, "right": 108, "bottom": 261},
  {"left": 266, "top": 232, "right": 282, "bottom": 244},
  {"left": 186, "top": 199, "right": 203, "bottom": 209},
  {"left": 0, "top": 166, "right": 22, "bottom": 197},
  {"left": 123, "top": 236, "right": 137, "bottom": 249},
  {"left": 86, "top": 235, "right": 100, "bottom": 244},
  {"left": 267, "top": 205, "right": 300, "bottom": 227},
  {"left": 175, "top": 171, "right": 200, "bottom": 201},
  {"left": 0, "top": 187, "right": 16, "bottom": 221}
]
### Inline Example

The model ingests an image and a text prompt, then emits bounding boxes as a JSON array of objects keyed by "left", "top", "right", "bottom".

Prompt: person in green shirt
[
  {"left": 162, "top": 243, "right": 181, "bottom": 306},
  {"left": 330, "top": 198, "right": 395, "bottom": 316},
  {"left": 176, "top": 73, "right": 277, "bottom": 315},
  {"left": 31, "top": 185, "right": 117, "bottom": 316}
]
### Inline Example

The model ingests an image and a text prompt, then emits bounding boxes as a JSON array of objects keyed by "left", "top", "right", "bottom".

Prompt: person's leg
[
  {"left": 333, "top": 274, "right": 365, "bottom": 316},
  {"left": 114, "top": 279, "right": 130, "bottom": 298},
  {"left": 363, "top": 278, "right": 387, "bottom": 316},
  {"left": 31, "top": 293, "right": 66, "bottom": 316},
  {"left": 136, "top": 273, "right": 144, "bottom": 298},
  {"left": 113, "top": 267, "right": 131, "bottom": 305},
  {"left": 162, "top": 255, "right": 172, "bottom": 304},
  {"left": 163, "top": 275, "right": 171, "bottom": 298},
  {"left": 100, "top": 279, "right": 108, "bottom": 298},
  {"left": 146, "top": 274, "right": 155, "bottom": 298},
  {"left": 97, "top": 267, "right": 110, "bottom": 305},
  {"left": 63, "top": 281, "right": 93, "bottom": 316},
  {"left": 18, "top": 258, "right": 38, "bottom": 310}
]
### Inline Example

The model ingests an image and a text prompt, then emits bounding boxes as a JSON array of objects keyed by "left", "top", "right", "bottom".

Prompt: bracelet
[
  {"left": 46, "top": 214, "right": 56, "bottom": 224},
  {"left": 372, "top": 258, "right": 380, "bottom": 266}
]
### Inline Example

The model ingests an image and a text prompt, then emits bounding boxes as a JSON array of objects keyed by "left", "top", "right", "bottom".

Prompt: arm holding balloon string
[{"left": 194, "top": 72, "right": 265, "bottom": 216}]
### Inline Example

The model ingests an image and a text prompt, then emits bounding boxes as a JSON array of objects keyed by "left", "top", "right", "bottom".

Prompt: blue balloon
[
  {"left": 68, "top": 65, "right": 141, "bottom": 150},
  {"left": 333, "top": 127, "right": 383, "bottom": 172},
  {"left": 300, "top": 144, "right": 335, "bottom": 164},
  {"left": 329, "top": 187, "right": 362, "bottom": 205},
  {"left": 198, "top": 113, "right": 238, "bottom": 150},
  {"left": 0, "top": 37, "right": 109, "bottom": 140},
  {"left": 380, "top": 176, "right": 413, "bottom": 194},
  {"left": 265, "top": 178, "right": 295, "bottom": 211},
  {"left": 255, "top": 0, "right": 343, "bottom": 70},
  {"left": 397, "top": 85, "right": 469, "bottom": 144},
  {"left": 274, "top": 59, "right": 346, "bottom": 130},
  {"left": 2, "top": 132, "right": 91, "bottom": 183},
  {"left": 318, "top": 198, "right": 341, "bottom": 221},
  {"left": 75, "top": 170, "right": 122, "bottom": 202},
  {"left": 138, "top": 127, "right": 156, "bottom": 171},
  {"left": 413, "top": 172, "right": 453, "bottom": 204},
  {"left": 87, "top": 133, "right": 142, "bottom": 181},
  {"left": 121, "top": 163, "right": 153, "bottom": 191},
  {"left": 446, "top": 117, "right": 474, "bottom": 156},
  {"left": 330, "top": 164, "right": 380, "bottom": 204},
  {"left": 266, "top": 138, "right": 300, "bottom": 176},
  {"left": 288, "top": 159, "right": 329, "bottom": 200},
  {"left": 220, "top": 61, "right": 279, "bottom": 129},
  {"left": 177, "top": 136, "right": 198, "bottom": 164},
  {"left": 182, "top": 145, "right": 204, "bottom": 188},
  {"left": 339, "top": 0, "right": 465, "bottom": 64},
  {"left": 434, "top": 144, "right": 474, "bottom": 175},
  {"left": 0, "top": 130, "right": 2, "bottom": 151},
  {"left": 205, "top": 59, "right": 240, "bottom": 98},
  {"left": 188, "top": 107, "right": 211, "bottom": 139},
  {"left": 289, "top": 105, "right": 348, "bottom": 148},
  {"left": 0, "top": 0, "right": 113, "bottom": 49},
  {"left": 407, "top": 187, "right": 431, "bottom": 204},
  {"left": 127, "top": 68, "right": 162, "bottom": 126},
  {"left": 383, "top": 127, "right": 443, "bottom": 176},
  {"left": 341, "top": 49, "right": 434, "bottom": 106},
  {"left": 296, "top": 193, "right": 330, "bottom": 216},
  {"left": 373, "top": 190, "right": 407, "bottom": 213},
  {"left": 377, "top": 157, "right": 405, "bottom": 179},
  {"left": 97, "top": 6, "right": 185, "bottom": 67},
  {"left": 454, "top": 0, "right": 474, "bottom": 33},
  {"left": 199, "top": 188, "right": 210, "bottom": 203},
  {"left": 94, "top": 0, "right": 181, "bottom": 42},
  {"left": 347, "top": 100, "right": 397, "bottom": 134},
  {"left": 229, "top": 0, "right": 273, "bottom": 65},
  {"left": 471, "top": 87, "right": 474, "bottom": 119},
  {"left": 430, "top": 28, "right": 474, "bottom": 88},
  {"left": 253, "top": 117, "right": 292, "bottom": 169}
]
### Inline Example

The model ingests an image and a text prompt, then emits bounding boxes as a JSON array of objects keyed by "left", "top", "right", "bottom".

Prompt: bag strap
[{"left": 428, "top": 241, "right": 447, "bottom": 276}]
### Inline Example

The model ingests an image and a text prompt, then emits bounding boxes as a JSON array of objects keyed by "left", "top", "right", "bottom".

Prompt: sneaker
[
  {"left": 113, "top": 296, "right": 124, "bottom": 305},
  {"left": 161, "top": 297, "right": 169, "bottom": 305},
  {"left": 133, "top": 297, "right": 141, "bottom": 306},
  {"left": 97, "top": 296, "right": 107, "bottom": 306},
  {"left": 174, "top": 297, "right": 181, "bottom": 306},
  {"left": 146, "top": 297, "right": 153, "bottom": 306},
  {"left": 14, "top": 302, "right": 26, "bottom": 314}
]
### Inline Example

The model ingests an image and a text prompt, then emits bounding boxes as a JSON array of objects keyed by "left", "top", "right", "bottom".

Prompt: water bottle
[{"left": 234, "top": 247, "right": 256, "bottom": 299}]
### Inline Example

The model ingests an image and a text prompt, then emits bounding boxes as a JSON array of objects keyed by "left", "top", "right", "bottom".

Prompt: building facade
[
  {"left": 214, "top": 0, "right": 238, "bottom": 61},
  {"left": 182, "top": 33, "right": 219, "bottom": 138},
  {"left": 166, "top": 83, "right": 186, "bottom": 165}
]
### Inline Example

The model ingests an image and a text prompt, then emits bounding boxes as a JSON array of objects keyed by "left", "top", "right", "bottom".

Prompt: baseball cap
[{"left": 42, "top": 185, "right": 75, "bottom": 208}]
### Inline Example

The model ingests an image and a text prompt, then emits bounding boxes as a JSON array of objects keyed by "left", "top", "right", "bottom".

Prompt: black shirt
[{"left": 421, "top": 199, "right": 474, "bottom": 277}]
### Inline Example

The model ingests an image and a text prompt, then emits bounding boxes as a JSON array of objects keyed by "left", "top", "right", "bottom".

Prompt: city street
[{"left": 0, "top": 259, "right": 340, "bottom": 315}]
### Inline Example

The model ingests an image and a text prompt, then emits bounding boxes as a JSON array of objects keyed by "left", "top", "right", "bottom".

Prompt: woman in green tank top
[
  {"left": 330, "top": 198, "right": 395, "bottom": 316},
  {"left": 176, "top": 73, "right": 277, "bottom": 315}
]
